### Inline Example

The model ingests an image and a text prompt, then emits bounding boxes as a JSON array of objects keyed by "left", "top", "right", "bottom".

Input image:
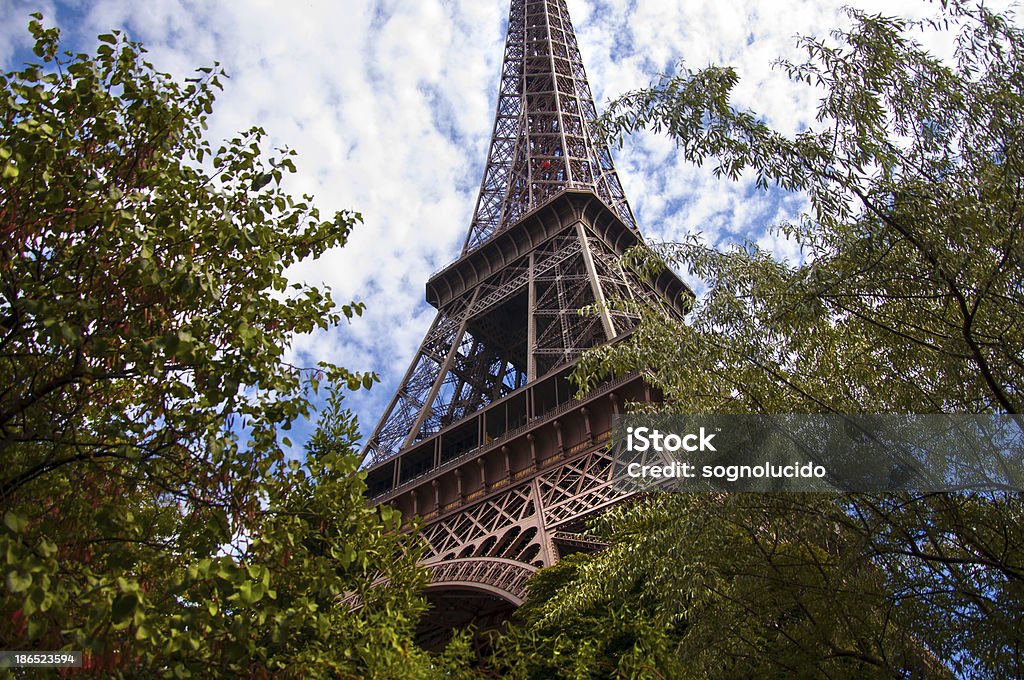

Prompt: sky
[{"left": 1, "top": 0, "right": 1017, "bottom": 453}]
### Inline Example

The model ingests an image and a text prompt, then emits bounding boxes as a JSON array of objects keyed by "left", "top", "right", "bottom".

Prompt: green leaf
[
  {"left": 3, "top": 512, "right": 27, "bottom": 533},
  {"left": 339, "top": 545, "right": 356, "bottom": 568},
  {"left": 250, "top": 172, "right": 273, "bottom": 191},
  {"left": 111, "top": 592, "right": 139, "bottom": 626},
  {"left": 27, "top": 616, "right": 47, "bottom": 640},
  {"left": 23, "top": 585, "right": 45, "bottom": 616},
  {"left": 238, "top": 580, "right": 265, "bottom": 605},
  {"left": 6, "top": 571, "right": 32, "bottom": 593}
]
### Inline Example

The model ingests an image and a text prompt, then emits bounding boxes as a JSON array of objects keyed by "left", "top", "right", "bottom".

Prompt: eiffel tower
[{"left": 361, "top": 0, "right": 691, "bottom": 644}]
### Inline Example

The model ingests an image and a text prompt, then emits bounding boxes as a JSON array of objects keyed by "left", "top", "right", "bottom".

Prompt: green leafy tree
[
  {"left": 585, "top": 2, "right": 1021, "bottom": 416},
  {"left": 0, "top": 17, "right": 443, "bottom": 677},
  {"left": 491, "top": 494, "right": 946, "bottom": 679},
  {"left": 489, "top": 3, "right": 1023, "bottom": 678}
]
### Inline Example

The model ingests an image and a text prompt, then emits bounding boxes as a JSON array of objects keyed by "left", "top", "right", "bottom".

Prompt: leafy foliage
[
  {"left": 584, "top": 3, "right": 1022, "bottom": 415},
  {"left": 489, "top": 3, "right": 1023, "bottom": 679},
  {"left": 0, "top": 17, "right": 443, "bottom": 677},
  {"left": 492, "top": 494, "right": 944, "bottom": 679}
]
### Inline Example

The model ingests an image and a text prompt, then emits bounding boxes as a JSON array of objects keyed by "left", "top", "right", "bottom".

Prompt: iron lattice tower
[
  {"left": 361, "top": 0, "right": 691, "bottom": 644},
  {"left": 464, "top": 0, "right": 636, "bottom": 251}
]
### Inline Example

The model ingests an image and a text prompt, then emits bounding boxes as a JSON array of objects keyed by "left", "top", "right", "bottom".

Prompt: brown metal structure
[{"left": 361, "top": 0, "right": 691, "bottom": 643}]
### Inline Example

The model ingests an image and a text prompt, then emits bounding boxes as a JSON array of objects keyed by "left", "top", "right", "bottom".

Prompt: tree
[
  {"left": 490, "top": 494, "right": 945, "bottom": 679},
  {"left": 0, "top": 17, "right": 441, "bottom": 677},
  {"left": 490, "top": 3, "right": 1023, "bottom": 678},
  {"left": 585, "top": 2, "right": 1022, "bottom": 416}
]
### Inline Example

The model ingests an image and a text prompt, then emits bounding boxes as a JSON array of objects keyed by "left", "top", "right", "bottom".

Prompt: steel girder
[
  {"left": 362, "top": 215, "right": 675, "bottom": 465},
  {"left": 464, "top": 0, "right": 635, "bottom": 253}
]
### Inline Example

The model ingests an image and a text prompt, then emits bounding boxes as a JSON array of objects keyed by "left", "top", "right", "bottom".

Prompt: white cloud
[{"left": 3, "top": 0, "right": 1014, "bottom": 447}]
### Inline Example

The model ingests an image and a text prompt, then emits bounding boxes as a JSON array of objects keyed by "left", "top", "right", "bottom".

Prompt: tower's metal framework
[
  {"left": 464, "top": 0, "right": 636, "bottom": 251},
  {"left": 361, "top": 0, "right": 691, "bottom": 643}
]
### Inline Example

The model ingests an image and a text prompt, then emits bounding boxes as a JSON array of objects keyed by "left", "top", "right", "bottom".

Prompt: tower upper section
[
  {"left": 359, "top": 1, "right": 690, "bottom": 466},
  {"left": 463, "top": 0, "right": 637, "bottom": 253}
]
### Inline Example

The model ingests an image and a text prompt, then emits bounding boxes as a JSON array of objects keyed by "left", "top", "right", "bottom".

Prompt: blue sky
[{"left": 1, "top": 0, "right": 1014, "bottom": 454}]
